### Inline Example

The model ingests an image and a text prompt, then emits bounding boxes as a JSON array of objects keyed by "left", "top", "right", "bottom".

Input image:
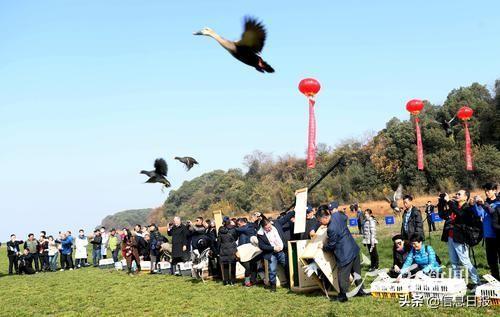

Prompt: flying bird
[
  {"left": 175, "top": 156, "right": 199, "bottom": 171},
  {"left": 441, "top": 116, "right": 456, "bottom": 137},
  {"left": 385, "top": 184, "right": 403, "bottom": 215},
  {"left": 433, "top": 116, "right": 456, "bottom": 137},
  {"left": 140, "top": 158, "right": 171, "bottom": 188},
  {"left": 194, "top": 16, "right": 274, "bottom": 73}
]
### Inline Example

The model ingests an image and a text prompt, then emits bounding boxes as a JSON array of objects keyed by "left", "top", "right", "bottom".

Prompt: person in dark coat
[
  {"left": 218, "top": 217, "right": 238, "bottom": 285},
  {"left": 189, "top": 217, "right": 209, "bottom": 252},
  {"left": 235, "top": 217, "right": 258, "bottom": 286},
  {"left": 317, "top": 205, "right": 368, "bottom": 302},
  {"left": 205, "top": 219, "right": 220, "bottom": 278},
  {"left": 424, "top": 201, "right": 436, "bottom": 232},
  {"left": 167, "top": 216, "right": 190, "bottom": 274},
  {"left": 438, "top": 190, "right": 481, "bottom": 288},
  {"left": 388, "top": 234, "right": 411, "bottom": 278},
  {"left": 299, "top": 206, "right": 318, "bottom": 240},
  {"left": 148, "top": 224, "right": 167, "bottom": 274},
  {"left": 401, "top": 195, "right": 424, "bottom": 241},
  {"left": 90, "top": 230, "right": 102, "bottom": 267},
  {"left": 7, "top": 234, "right": 23, "bottom": 275},
  {"left": 18, "top": 248, "right": 36, "bottom": 275}
]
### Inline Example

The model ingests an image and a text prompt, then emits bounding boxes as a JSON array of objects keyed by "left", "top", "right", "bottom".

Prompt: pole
[{"left": 284, "top": 156, "right": 345, "bottom": 212}]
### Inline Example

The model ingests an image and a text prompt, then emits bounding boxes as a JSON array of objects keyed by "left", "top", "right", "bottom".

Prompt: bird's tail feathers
[{"left": 258, "top": 58, "right": 274, "bottom": 73}]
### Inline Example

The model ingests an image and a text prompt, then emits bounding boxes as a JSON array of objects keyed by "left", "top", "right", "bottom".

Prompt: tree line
[{"left": 155, "top": 81, "right": 499, "bottom": 222}]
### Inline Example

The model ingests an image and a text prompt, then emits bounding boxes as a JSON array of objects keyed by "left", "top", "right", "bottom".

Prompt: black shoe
[
  {"left": 368, "top": 267, "right": 376, "bottom": 272},
  {"left": 270, "top": 284, "right": 277, "bottom": 292},
  {"left": 330, "top": 294, "right": 348, "bottom": 302},
  {"left": 355, "top": 290, "right": 371, "bottom": 297}
]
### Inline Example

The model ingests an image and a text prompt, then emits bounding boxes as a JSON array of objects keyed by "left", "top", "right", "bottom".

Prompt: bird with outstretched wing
[
  {"left": 194, "top": 16, "right": 274, "bottom": 73},
  {"left": 174, "top": 156, "right": 199, "bottom": 171},
  {"left": 140, "top": 158, "right": 171, "bottom": 189},
  {"left": 385, "top": 184, "right": 403, "bottom": 215}
]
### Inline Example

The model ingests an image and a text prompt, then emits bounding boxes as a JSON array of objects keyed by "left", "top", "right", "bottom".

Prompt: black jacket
[
  {"left": 189, "top": 225, "right": 208, "bottom": 250},
  {"left": 168, "top": 224, "right": 189, "bottom": 258},
  {"left": 217, "top": 226, "right": 238, "bottom": 263},
  {"left": 438, "top": 200, "right": 477, "bottom": 244},
  {"left": 392, "top": 242, "right": 411, "bottom": 268},
  {"left": 7, "top": 240, "right": 23, "bottom": 256},
  {"left": 149, "top": 230, "right": 167, "bottom": 256},
  {"left": 300, "top": 217, "right": 319, "bottom": 240},
  {"left": 90, "top": 235, "right": 102, "bottom": 250},
  {"left": 401, "top": 206, "right": 424, "bottom": 240}
]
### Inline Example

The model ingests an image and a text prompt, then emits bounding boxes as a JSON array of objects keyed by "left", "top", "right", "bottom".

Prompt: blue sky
[{"left": 1, "top": 1, "right": 499, "bottom": 239}]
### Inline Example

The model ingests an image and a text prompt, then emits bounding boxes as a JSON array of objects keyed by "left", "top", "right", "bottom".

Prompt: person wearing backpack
[
  {"left": 400, "top": 234, "right": 441, "bottom": 277},
  {"left": 438, "top": 190, "right": 481, "bottom": 290}
]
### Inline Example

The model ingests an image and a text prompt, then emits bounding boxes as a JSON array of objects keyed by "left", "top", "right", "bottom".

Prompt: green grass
[{"left": 0, "top": 222, "right": 498, "bottom": 317}]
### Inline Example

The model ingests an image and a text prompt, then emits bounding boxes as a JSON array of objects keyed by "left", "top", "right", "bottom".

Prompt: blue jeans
[
  {"left": 49, "top": 254, "right": 58, "bottom": 271},
  {"left": 92, "top": 249, "right": 102, "bottom": 266},
  {"left": 268, "top": 251, "right": 287, "bottom": 285},
  {"left": 447, "top": 238, "right": 480, "bottom": 284}
]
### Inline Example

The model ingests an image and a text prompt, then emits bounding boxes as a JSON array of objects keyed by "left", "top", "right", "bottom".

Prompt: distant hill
[{"left": 100, "top": 209, "right": 152, "bottom": 229}]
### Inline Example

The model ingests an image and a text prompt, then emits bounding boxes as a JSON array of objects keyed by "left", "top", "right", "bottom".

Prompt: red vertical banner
[
  {"left": 307, "top": 97, "right": 316, "bottom": 169},
  {"left": 464, "top": 121, "right": 473, "bottom": 170},
  {"left": 415, "top": 117, "right": 424, "bottom": 170}
]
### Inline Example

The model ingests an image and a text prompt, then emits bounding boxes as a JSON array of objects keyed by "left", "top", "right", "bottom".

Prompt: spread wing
[
  {"left": 187, "top": 157, "right": 199, "bottom": 165},
  {"left": 154, "top": 158, "right": 168, "bottom": 177},
  {"left": 236, "top": 16, "right": 267, "bottom": 53},
  {"left": 393, "top": 184, "right": 403, "bottom": 201}
]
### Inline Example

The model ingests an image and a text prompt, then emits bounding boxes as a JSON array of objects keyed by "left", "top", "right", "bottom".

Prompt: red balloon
[
  {"left": 457, "top": 106, "right": 473, "bottom": 120},
  {"left": 406, "top": 99, "right": 424, "bottom": 115},
  {"left": 299, "top": 78, "right": 321, "bottom": 97}
]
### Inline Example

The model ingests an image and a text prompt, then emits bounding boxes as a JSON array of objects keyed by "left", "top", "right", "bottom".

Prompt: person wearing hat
[
  {"left": 299, "top": 205, "right": 318, "bottom": 240},
  {"left": 388, "top": 234, "right": 411, "bottom": 278}
]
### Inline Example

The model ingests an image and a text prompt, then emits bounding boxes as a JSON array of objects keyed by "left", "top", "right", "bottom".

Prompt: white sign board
[{"left": 294, "top": 187, "right": 308, "bottom": 234}]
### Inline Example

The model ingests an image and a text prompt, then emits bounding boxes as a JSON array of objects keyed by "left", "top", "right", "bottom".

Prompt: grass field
[{"left": 0, "top": 220, "right": 498, "bottom": 317}]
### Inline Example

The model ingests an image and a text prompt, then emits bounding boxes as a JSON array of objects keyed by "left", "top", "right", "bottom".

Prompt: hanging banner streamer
[
  {"left": 307, "top": 98, "right": 316, "bottom": 169},
  {"left": 415, "top": 117, "right": 424, "bottom": 170},
  {"left": 464, "top": 122, "right": 473, "bottom": 170}
]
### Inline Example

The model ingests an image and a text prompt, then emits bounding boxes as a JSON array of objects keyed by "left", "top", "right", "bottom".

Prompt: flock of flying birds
[
  {"left": 140, "top": 16, "right": 273, "bottom": 191},
  {"left": 141, "top": 157, "right": 198, "bottom": 190},
  {"left": 140, "top": 16, "right": 458, "bottom": 193}
]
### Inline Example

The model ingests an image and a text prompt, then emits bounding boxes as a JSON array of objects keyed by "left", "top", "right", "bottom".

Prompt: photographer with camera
[{"left": 438, "top": 189, "right": 481, "bottom": 290}]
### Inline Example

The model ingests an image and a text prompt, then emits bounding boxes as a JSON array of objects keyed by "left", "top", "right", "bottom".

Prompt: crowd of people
[{"left": 5, "top": 182, "right": 499, "bottom": 302}]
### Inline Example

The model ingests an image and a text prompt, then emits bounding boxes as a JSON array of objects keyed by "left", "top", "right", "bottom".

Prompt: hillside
[{"left": 100, "top": 209, "right": 152, "bottom": 229}]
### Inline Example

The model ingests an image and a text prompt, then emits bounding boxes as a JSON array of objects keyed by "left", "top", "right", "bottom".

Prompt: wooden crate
[
  {"left": 299, "top": 226, "right": 339, "bottom": 293},
  {"left": 288, "top": 240, "right": 320, "bottom": 293}
]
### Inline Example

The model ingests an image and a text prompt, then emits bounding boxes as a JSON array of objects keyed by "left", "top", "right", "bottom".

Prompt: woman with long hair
[{"left": 122, "top": 228, "right": 141, "bottom": 275}]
